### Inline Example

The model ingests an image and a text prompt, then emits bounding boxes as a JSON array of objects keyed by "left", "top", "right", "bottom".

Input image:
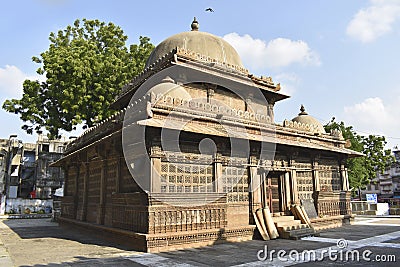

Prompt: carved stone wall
[
  {"left": 319, "top": 159, "right": 341, "bottom": 192},
  {"left": 317, "top": 191, "right": 352, "bottom": 216},
  {"left": 61, "top": 196, "right": 75, "bottom": 219},
  {"left": 87, "top": 162, "right": 101, "bottom": 223},
  {"left": 148, "top": 203, "right": 227, "bottom": 234},
  {"left": 111, "top": 192, "right": 149, "bottom": 233}
]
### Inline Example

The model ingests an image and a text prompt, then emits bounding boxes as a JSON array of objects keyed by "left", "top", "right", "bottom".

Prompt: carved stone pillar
[
  {"left": 312, "top": 160, "right": 320, "bottom": 192},
  {"left": 341, "top": 165, "right": 350, "bottom": 191},
  {"left": 113, "top": 137, "right": 122, "bottom": 193},
  {"left": 151, "top": 157, "right": 161, "bottom": 193},
  {"left": 290, "top": 170, "right": 299, "bottom": 204},
  {"left": 63, "top": 165, "right": 69, "bottom": 196},
  {"left": 249, "top": 156, "right": 261, "bottom": 213},
  {"left": 73, "top": 164, "right": 80, "bottom": 220},
  {"left": 284, "top": 172, "right": 291, "bottom": 210},
  {"left": 150, "top": 146, "right": 162, "bottom": 193},
  {"left": 98, "top": 159, "right": 107, "bottom": 225},
  {"left": 115, "top": 156, "right": 121, "bottom": 193},
  {"left": 214, "top": 153, "right": 223, "bottom": 193},
  {"left": 82, "top": 162, "right": 89, "bottom": 222}
]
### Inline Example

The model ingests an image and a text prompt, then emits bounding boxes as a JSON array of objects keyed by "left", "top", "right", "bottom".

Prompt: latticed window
[
  {"left": 222, "top": 166, "right": 249, "bottom": 202},
  {"left": 317, "top": 159, "right": 342, "bottom": 192},
  {"left": 160, "top": 161, "right": 214, "bottom": 193},
  {"left": 297, "top": 171, "right": 313, "bottom": 200},
  {"left": 319, "top": 166, "right": 341, "bottom": 191},
  {"left": 320, "top": 167, "right": 341, "bottom": 191}
]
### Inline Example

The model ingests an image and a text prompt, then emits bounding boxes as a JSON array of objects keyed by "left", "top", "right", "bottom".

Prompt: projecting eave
[{"left": 136, "top": 117, "right": 365, "bottom": 157}]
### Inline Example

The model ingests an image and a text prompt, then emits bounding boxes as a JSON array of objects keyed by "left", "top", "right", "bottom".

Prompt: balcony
[{"left": 379, "top": 181, "right": 393, "bottom": 186}]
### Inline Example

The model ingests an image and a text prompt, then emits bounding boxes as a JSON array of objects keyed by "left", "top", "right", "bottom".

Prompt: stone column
[
  {"left": 74, "top": 164, "right": 80, "bottom": 220},
  {"left": 98, "top": 154, "right": 107, "bottom": 225},
  {"left": 279, "top": 173, "right": 286, "bottom": 212},
  {"left": 63, "top": 165, "right": 69, "bottom": 196},
  {"left": 82, "top": 162, "right": 89, "bottom": 222},
  {"left": 249, "top": 156, "right": 261, "bottom": 213},
  {"left": 284, "top": 172, "right": 291, "bottom": 211},
  {"left": 290, "top": 170, "right": 299, "bottom": 204},
  {"left": 150, "top": 146, "right": 162, "bottom": 193},
  {"left": 115, "top": 156, "right": 121, "bottom": 193},
  {"left": 312, "top": 160, "right": 320, "bottom": 192},
  {"left": 214, "top": 153, "right": 223, "bottom": 193},
  {"left": 341, "top": 165, "right": 350, "bottom": 191},
  {"left": 151, "top": 157, "right": 161, "bottom": 193}
]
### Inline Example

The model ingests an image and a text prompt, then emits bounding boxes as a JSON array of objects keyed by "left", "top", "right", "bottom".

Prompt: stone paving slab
[
  {"left": 0, "top": 217, "right": 399, "bottom": 266},
  {"left": 386, "top": 237, "right": 400, "bottom": 244},
  {"left": 317, "top": 224, "right": 400, "bottom": 241},
  {"left": 0, "top": 219, "right": 143, "bottom": 266}
]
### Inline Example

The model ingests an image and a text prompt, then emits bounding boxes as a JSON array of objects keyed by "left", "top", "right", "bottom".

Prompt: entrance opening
[{"left": 263, "top": 171, "right": 282, "bottom": 213}]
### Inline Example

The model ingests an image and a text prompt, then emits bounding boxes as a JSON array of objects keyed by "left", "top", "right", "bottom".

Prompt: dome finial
[
  {"left": 191, "top": 17, "right": 199, "bottom": 31},
  {"left": 299, "top": 104, "right": 308, "bottom": 115}
]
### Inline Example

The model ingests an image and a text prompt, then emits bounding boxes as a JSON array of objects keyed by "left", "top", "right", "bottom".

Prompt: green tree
[
  {"left": 3, "top": 19, "right": 154, "bottom": 138},
  {"left": 324, "top": 119, "right": 394, "bottom": 197}
]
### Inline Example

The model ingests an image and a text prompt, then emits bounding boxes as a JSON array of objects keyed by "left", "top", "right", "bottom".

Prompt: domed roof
[
  {"left": 149, "top": 76, "right": 191, "bottom": 100},
  {"left": 145, "top": 18, "right": 244, "bottom": 68},
  {"left": 292, "top": 105, "right": 326, "bottom": 134}
]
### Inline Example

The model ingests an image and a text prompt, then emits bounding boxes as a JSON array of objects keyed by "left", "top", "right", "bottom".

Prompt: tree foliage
[
  {"left": 324, "top": 119, "right": 394, "bottom": 194},
  {"left": 3, "top": 19, "right": 154, "bottom": 138}
]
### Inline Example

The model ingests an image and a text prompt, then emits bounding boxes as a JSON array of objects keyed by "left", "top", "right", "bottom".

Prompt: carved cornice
[{"left": 175, "top": 47, "right": 249, "bottom": 74}]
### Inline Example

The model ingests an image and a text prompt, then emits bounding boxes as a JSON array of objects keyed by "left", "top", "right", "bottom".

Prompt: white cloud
[
  {"left": 0, "top": 65, "right": 26, "bottom": 98},
  {"left": 343, "top": 97, "right": 400, "bottom": 149},
  {"left": 274, "top": 73, "right": 300, "bottom": 95},
  {"left": 0, "top": 65, "right": 42, "bottom": 99},
  {"left": 223, "top": 33, "right": 320, "bottom": 70},
  {"left": 346, "top": 0, "right": 400, "bottom": 43}
]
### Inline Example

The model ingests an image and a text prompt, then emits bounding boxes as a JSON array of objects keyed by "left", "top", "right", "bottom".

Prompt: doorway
[{"left": 261, "top": 171, "right": 282, "bottom": 213}]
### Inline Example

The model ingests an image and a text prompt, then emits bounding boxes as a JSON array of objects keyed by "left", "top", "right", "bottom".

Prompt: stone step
[
  {"left": 277, "top": 223, "right": 310, "bottom": 232},
  {"left": 274, "top": 219, "right": 301, "bottom": 228},
  {"left": 277, "top": 222, "right": 319, "bottom": 240},
  {"left": 272, "top": 216, "right": 295, "bottom": 223},
  {"left": 288, "top": 228, "right": 319, "bottom": 240}
]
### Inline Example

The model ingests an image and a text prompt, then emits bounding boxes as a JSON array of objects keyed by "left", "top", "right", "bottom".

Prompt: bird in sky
[{"left": 205, "top": 8, "right": 214, "bottom": 12}]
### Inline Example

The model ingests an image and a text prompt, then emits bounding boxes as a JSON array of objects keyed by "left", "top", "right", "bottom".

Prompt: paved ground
[{"left": 0, "top": 216, "right": 399, "bottom": 266}]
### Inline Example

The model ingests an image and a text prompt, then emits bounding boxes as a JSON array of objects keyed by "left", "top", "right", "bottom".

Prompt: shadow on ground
[
  {"left": 18, "top": 255, "right": 145, "bottom": 267},
  {"left": 2, "top": 219, "right": 136, "bottom": 251}
]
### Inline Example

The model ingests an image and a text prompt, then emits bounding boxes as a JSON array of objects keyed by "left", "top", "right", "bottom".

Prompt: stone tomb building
[{"left": 55, "top": 19, "right": 362, "bottom": 252}]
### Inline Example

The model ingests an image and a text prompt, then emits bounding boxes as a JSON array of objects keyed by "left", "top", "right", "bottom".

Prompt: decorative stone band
[
  {"left": 151, "top": 92, "right": 273, "bottom": 125},
  {"left": 176, "top": 47, "right": 249, "bottom": 75},
  {"left": 283, "top": 119, "right": 343, "bottom": 140},
  {"left": 283, "top": 119, "right": 321, "bottom": 134},
  {"left": 248, "top": 74, "right": 280, "bottom": 91}
]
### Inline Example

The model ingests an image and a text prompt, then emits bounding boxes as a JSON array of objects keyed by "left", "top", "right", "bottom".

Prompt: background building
[
  {"left": 35, "top": 135, "right": 66, "bottom": 199},
  {"left": 363, "top": 149, "right": 400, "bottom": 199},
  {"left": 0, "top": 135, "right": 67, "bottom": 214}
]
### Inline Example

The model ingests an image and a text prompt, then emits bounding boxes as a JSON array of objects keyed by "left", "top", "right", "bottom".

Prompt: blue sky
[{"left": 0, "top": 0, "right": 399, "bottom": 149}]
